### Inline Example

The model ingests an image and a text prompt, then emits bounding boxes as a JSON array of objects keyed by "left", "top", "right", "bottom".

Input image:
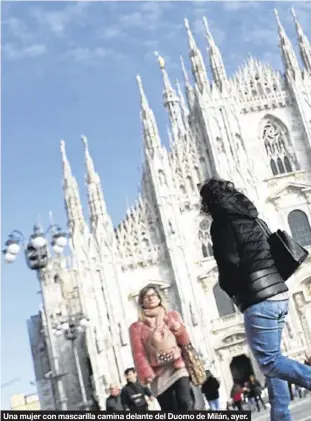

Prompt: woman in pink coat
[{"left": 129, "top": 284, "right": 193, "bottom": 411}]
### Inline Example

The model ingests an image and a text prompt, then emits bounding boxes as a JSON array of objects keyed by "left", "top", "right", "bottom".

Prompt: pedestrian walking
[
  {"left": 246, "top": 375, "right": 266, "bottom": 412},
  {"left": 106, "top": 385, "right": 124, "bottom": 411},
  {"left": 200, "top": 177, "right": 311, "bottom": 421},
  {"left": 121, "top": 368, "right": 153, "bottom": 411},
  {"left": 129, "top": 284, "right": 194, "bottom": 411},
  {"left": 201, "top": 370, "right": 220, "bottom": 410},
  {"left": 231, "top": 383, "right": 243, "bottom": 411}
]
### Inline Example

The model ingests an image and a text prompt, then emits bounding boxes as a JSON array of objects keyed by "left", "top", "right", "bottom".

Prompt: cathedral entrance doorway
[{"left": 230, "top": 354, "right": 253, "bottom": 386}]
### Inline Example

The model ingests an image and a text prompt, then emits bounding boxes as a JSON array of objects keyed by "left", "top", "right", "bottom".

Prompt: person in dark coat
[
  {"left": 200, "top": 178, "right": 311, "bottom": 421},
  {"left": 121, "top": 368, "right": 153, "bottom": 411},
  {"left": 246, "top": 375, "right": 266, "bottom": 412},
  {"left": 201, "top": 371, "right": 220, "bottom": 410},
  {"left": 106, "top": 385, "right": 124, "bottom": 411}
]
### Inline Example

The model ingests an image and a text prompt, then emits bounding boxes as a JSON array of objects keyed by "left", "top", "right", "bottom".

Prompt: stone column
[{"left": 216, "top": 349, "right": 232, "bottom": 400}]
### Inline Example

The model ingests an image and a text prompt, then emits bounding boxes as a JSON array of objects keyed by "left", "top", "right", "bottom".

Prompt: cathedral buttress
[
  {"left": 60, "top": 140, "right": 110, "bottom": 408},
  {"left": 82, "top": 135, "right": 130, "bottom": 382}
]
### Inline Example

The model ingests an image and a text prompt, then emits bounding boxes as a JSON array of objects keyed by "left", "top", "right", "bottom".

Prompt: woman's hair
[
  {"left": 137, "top": 283, "right": 167, "bottom": 315},
  {"left": 200, "top": 177, "right": 236, "bottom": 214}
]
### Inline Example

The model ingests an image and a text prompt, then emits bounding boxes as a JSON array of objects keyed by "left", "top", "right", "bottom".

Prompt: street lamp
[
  {"left": 56, "top": 317, "right": 92, "bottom": 410},
  {"left": 3, "top": 223, "right": 68, "bottom": 410},
  {"left": 3, "top": 225, "right": 68, "bottom": 267}
]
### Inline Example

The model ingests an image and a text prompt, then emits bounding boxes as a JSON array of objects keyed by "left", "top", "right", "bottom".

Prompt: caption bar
[{"left": 1, "top": 411, "right": 251, "bottom": 421}]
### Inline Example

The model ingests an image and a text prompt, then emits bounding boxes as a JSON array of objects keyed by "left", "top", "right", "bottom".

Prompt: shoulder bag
[
  {"left": 181, "top": 343, "right": 207, "bottom": 387},
  {"left": 256, "top": 218, "right": 308, "bottom": 281}
]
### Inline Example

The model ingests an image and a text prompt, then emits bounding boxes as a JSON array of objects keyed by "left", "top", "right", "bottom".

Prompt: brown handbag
[{"left": 181, "top": 343, "right": 207, "bottom": 387}]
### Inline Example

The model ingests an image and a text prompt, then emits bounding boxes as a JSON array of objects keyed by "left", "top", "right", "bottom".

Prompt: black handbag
[{"left": 256, "top": 218, "right": 309, "bottom": 281}]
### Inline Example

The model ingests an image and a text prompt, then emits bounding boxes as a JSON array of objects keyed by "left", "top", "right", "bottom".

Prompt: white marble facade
[{"left": 29, "top": 11, "right": 311, "bottom": 409}]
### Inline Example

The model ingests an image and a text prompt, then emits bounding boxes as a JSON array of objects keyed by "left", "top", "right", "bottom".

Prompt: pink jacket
[{"left": 129, "top": 311, "right": 190, "bottom": 384}]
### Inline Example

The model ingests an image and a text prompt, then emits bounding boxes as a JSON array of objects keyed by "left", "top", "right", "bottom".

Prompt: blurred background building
[{"left": 10, "top": 393, "right": 40, "bottom": 411}]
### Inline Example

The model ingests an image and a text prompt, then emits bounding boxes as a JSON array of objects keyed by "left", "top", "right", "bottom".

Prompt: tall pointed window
[
  {"left": 198, "top": 219, "right": 213, "bottom": 258},
  {"left": 262, "top": 119, "right": 295, "bottom": 177},
  {"left": 213, "top": 282, "right": 235, "bottom": 317},
  {"left": 288, "top": 210, "right": 311, "bottom": 247}
]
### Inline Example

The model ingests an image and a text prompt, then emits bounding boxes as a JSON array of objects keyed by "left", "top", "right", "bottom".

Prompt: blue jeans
[
  {"left": 208, "top": 398, "right": 220, "bottom": 410},
  {"left": 244, "top": 299, "right": 311, "bottom": 421}
]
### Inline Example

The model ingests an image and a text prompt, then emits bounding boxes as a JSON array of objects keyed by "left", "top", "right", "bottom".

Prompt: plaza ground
[{"left": 252, "top": 396, "right": 311, "bottom": 421}]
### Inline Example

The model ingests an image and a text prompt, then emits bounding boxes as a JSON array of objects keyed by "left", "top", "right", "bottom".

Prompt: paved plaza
[{"left": 252, "top": 396, "right": 311, "bottom": 421}]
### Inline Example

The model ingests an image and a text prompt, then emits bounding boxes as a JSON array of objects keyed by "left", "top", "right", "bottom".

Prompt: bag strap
[{"left": 255, "top": 218, "right": 272, "bottom": 238}]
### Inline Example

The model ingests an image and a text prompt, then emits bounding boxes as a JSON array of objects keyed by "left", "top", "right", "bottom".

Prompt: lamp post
[
  {"left": 57, "top": 317, "right": 92, "bottom": 410},
  {"left": 3, "top": 224, "right": 69, "bottom": 410}
]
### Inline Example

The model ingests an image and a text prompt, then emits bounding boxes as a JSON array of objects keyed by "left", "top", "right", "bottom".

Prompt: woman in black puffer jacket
[{"left": 200, "top": 177, "right": 311, "bottom": 421}]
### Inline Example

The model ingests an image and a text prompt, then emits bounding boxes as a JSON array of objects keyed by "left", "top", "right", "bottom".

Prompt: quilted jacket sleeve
[{"left": 129, "top": 322, "right": 155, "bottom": 384}]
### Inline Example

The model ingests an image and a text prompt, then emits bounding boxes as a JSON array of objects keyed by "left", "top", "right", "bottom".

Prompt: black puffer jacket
[{"left": 210, "top": 191, "right": 288, "bottom": 312}]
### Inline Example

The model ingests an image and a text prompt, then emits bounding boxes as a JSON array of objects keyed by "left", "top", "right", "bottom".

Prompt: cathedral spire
[
  {"left": 60, "top": 140, "right": 85, "bottom": 232},
  {"left": 202, "top": 16, "right": 227, "bottom": 92},
  {"left": 155, "top": 53, "right": 184, "bottom": 141},
  {"left": 60, "top": 139, "right": 73, "bottom": 186},
  {"left": 155, "top": 52, "right": 175, "bottom": 95},
  {"left": 180, "top": 56, "right": 195, "bottom": 109},
  {"left": 176, "top": 79, "right": 189, "bottom": 127},
  {"left": 184, "top": 18, "right": 209, "bottom": 93},
  {"left": 82, "top": 135, "right": 98, "bottom": 184},
  {"left": 136, "top": 75, "right": 162, "bottom": 153},
  {"left": 274, "top": 9, "right": 300, "bottom": 79},
  {"left": 291, "top": 8, "right": 311, "bottom": 73},
  {"left": 82, "top": 135, "right": 110, "bottom": 232}
]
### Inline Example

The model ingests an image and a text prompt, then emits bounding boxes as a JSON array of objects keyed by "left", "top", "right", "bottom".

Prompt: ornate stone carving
[
  {"left": 294, "top": 292, "right": 305, "bottom": 312},
  {"left": 223, "top": 333, "right": 245, "bottom": 344},
  {"left": 198, "top": 218, "right": 213, "bottom": 258},
  {"left": 229, "top": 344, "right": 244, "bottom": 356},
  {"left": 115, "top": 195, "right": 160, "bottom": 265},
  {"left": 261, "top": 118, "right": 296, "bottom": 176}
]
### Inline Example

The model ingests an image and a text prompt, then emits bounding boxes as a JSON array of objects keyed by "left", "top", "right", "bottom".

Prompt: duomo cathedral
[{"left": 28, "top": 10, "right": 311, "bottom": 410}]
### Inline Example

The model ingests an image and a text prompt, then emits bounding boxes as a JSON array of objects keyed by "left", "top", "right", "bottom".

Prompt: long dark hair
[{"left": 200, "top": 177, "right": 236, "bottom": 214}]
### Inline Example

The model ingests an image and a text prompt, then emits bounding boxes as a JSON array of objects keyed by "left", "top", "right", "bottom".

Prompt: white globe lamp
[
  {"left": 52, "top": 244, "right": 64, "bottom": 255},
  {"left": 4, "top": 252, "right": 16, "bottom": 263},
  {"left": 6, "top": 242, "right": 20, "bottom": 255},
  {"left": 31, "top": 235, "right": 47, "bottom": 249},
  {"left": 54, "top": 234, "right": 67, "bottom": 248}
]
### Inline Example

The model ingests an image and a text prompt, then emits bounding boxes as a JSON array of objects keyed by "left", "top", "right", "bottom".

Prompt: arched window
[
  {"left": 277, "top": 157, "right": 285, "bottom": 174},
  {"left": 284, "top": 156, "right": 292, "bottom": 172},
  {"left": 288, "top": 210, "right": 311, "bottom": 247},
  {"left": 198, "top": 219, "right": 213, "bottom": 259},
  {"left": 262, "top": 119, "right": 295, "bottom": 177},
  {"left": 202, "top": 244, "right": 208, "bottom": 258},
  {"left": 213, "top": 282, "right": 235, "bottom": 317},
  {"left": 270, "top": 159, "right": 278, "bottom": 176},
  {"left": 201, "top": 243, "right": 213, "bottom": 258}
]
